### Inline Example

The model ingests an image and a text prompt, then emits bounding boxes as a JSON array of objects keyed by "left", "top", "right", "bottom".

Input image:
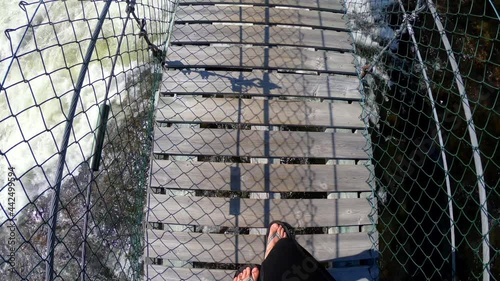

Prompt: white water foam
[
  {"left": 344, "top": 0, "right": 396, "bottom": 46},
  {"left": 0, "top": 1, "right": 167, "bottom": 223}
]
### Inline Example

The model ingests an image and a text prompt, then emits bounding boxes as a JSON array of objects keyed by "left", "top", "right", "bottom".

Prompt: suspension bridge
[
  {"left": 1, "top": 0, "right": 497, "bottom": 280},
  {"left": 144, "top": 0, "right": 377, "bottom": 280}
]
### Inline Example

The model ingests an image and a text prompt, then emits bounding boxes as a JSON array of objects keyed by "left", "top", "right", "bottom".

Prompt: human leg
[{"left": 260, "top": 222, "right": 336, "bottom": 281}]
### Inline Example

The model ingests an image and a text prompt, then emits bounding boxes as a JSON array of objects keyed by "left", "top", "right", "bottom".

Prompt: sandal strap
[{"left": 266, "top": 232, "right": 282, "bottom": 246}]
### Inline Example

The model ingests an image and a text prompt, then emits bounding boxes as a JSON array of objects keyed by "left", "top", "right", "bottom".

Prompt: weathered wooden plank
[
  {"left": 172, "top": 24, "right": 351, "bottom": 51},
  {"left": 148, "top": 196, "right": 373, "bottom": 227},
  {"left": 165, "top": 46, "right": 355, "bottom": 74},
  {"left": 147, "top": 265, "right": 378, "bottom": 281},
  {"left": 178, "top": 0, "right": 344, "bottom": 12},
  {"left": 175, "top": 6, "right": 347, "bottom": 31},
  {"left": 153, "top": 127, "right": 368, "bottom": 159},
  {"left": 150, "top": 160, "right": 370, "bottom": 192},
  {"left": 146, "top": 230, "right": 374, "bottom": 263},
  {"left": 161, "top": 70, "right": 360, "bottom": 100},
  {"left": 157, "top": 97, "right": 363, "bottom": 128}
]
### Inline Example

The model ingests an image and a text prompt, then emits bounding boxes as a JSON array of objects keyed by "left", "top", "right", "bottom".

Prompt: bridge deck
[{"left": 146, "top": 0, "right": 377, "bottom": 280}]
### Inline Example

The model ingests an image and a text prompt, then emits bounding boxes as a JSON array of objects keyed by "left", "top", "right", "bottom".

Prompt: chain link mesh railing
[
  {"left": 5, "top": 0, "right": 497, "bottom": 280},
  {"left": 344, "top": 0, "right": 499, "bottom": 280},
  {"left": 0, "top": 0, "right": 176, "bottom": 280}
]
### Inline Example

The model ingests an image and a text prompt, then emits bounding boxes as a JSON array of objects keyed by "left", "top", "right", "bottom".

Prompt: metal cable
[{"left": 45, "top": 2, "right": 113, "bottom": 280}]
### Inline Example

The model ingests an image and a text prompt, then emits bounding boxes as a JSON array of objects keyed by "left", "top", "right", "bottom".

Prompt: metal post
[
  {"left": 396, "top": 1, "right": 457, "bottom": 278},
  {"left": 426, "top": 1, "right": 490, "bottom": 280}
]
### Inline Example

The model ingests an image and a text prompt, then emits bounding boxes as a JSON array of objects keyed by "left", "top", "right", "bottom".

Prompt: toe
[
  {"left": 276, "top": 225, "right": 283, "bottom": 238},
  {"left": 269, "top": 223, "right": 279, "bottom": 236},
  {"left": 265, "top": 224, "right": 284, "bottom": 259},
  {"left": 268, "top": 223, "right": 281, "bottom": 242},
  {"left": 276, "top": 225, "right": 284, "bottom": 238},
  {"left": 251, "top": 267, "right": 260, "bottom": 280},
  {"left": 280, "top": 226, "right": 287, "bottom": 238},
  {"left": 235, "top": 267, "right": 252, "bottom": 281}
]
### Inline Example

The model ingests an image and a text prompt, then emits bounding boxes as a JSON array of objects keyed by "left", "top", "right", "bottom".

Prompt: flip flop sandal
[
  {"left": 260, "top": 221, "right": 296, "bottom": 281},
  {"left": 233, "top": 265, "right": 260, "bottom": 281},
  {"left": 266, "top": 231, "right": 282, "bottom": 247},
  {"left": 265, "top": 220, "right": 295, "bottom": 246}
]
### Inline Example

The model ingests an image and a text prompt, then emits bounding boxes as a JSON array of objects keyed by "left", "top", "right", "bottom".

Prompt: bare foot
[
  {"left": 233, "top": 266, "right": 259, "bottom": 281},
  {"left": 264, "top": 223, "right": 287, "bottom": 259}
]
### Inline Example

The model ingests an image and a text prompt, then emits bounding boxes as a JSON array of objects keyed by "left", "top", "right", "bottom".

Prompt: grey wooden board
[
  {"left": 147, "top": 266, "right": 230, "bottom": 281},
  {"left": 178, "top": 0, "right": 344, "bottom": 12},
  {"left": 150, "top": 160, "right": 371, "bottom": 192},
  {"left": 157, "top": 97, "right": 363, "bottom": 128},
  {"left": 146, "top": 230, "right": 374, "bottom": 263},
  {"left": 172, "top": 24, "right": 351, "bottom": 51},
  {"left": 147, "top": 266, "right": 377, "bottom": 281},
  {"left": 153, "top": 127, "right": 368, "bottom": 159},
  {"left": 148, "top": 195, "right": 373, "bottom": 227},
  {"left": 146, "top": 266, "right": 376, "bottom": 281},
  {"left": 165, "top": 46, "right": 355, "bottom": 74},
  {"left": 175, "top": 5, "right": 347, "bottom": 31},
  {"left": 161, "top": 70, "right": 361, "bottom": 101}
]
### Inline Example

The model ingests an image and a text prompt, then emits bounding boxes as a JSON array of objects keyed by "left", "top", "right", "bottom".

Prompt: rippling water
[{"left": 0, "top": 0, "right": 166, "bottom": 222}]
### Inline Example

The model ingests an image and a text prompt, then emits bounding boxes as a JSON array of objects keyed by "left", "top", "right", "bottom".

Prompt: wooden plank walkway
[
  {"left": 161, "top": 70, "right": 360, "bottom": 100},
  {"left": 172, "top": 24, "right": 352, "bottom": 51},
  {"left": 147, "top": 230, "right": 375, "bottom": 263},
  {"left": 157, "top": 97, "right": 363, "bottom": 128},
  {"left": 178, "top": 0, "right": 344, "bottom": 12},
  {"left": 165, "top": 45, "right": 356, "bottom": 74},
  {"left": 150, "top": 161, "right": 370, "bottom": 192},
  {"left": 146, "top": 0, "right": 377, "bottom": 280},
  {"left": 175, "top": 6, "right": 347, "bottom": 30}
]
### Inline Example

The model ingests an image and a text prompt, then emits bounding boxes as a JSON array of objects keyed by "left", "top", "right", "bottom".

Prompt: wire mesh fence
[
  {"left": 0, "top": 0, "right": 377, "bottom": 280},
  {"left": 3, "top": 0, "right": 497, "bottom": 280},
  {"left": 344, "top": 0, "right": 499, "bottom": 280},
  {"left": 0, "top": 0, "right": 175, "bottom": 280}
]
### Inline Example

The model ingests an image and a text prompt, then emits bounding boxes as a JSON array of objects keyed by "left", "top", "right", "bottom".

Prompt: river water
[{"left": 0, "top": 0, "right": 167, "bottom": 223}]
